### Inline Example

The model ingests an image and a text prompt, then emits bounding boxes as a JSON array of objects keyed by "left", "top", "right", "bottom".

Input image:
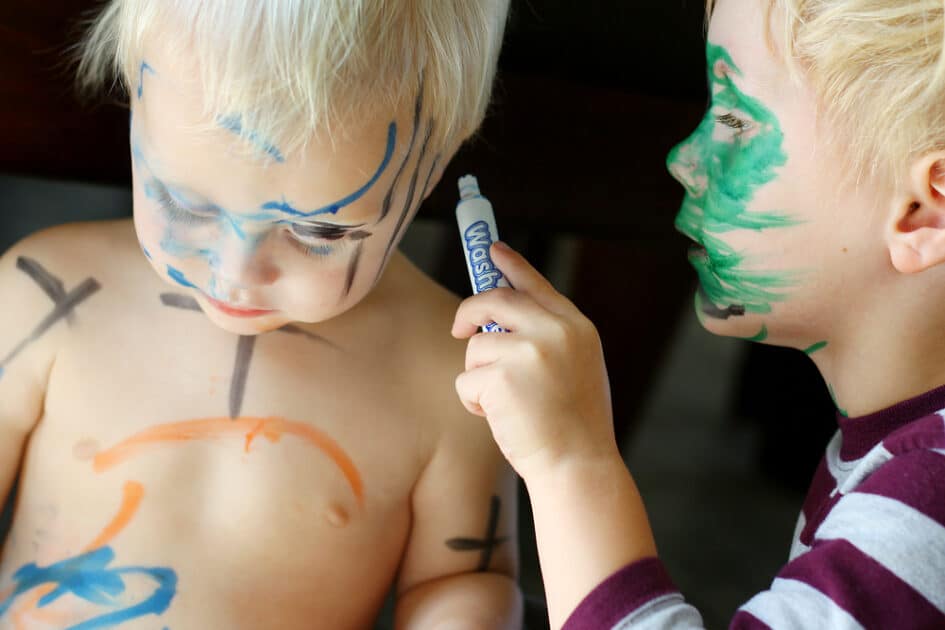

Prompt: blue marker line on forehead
[
  {"left": 137, "top": 61, "right": 156, "bottom": 99},
  {"left": 260, "top": 122, "right": 398, "bottom": 219},
  {"left": 217, "top": 114, "right": 286, "bottom": 163}
]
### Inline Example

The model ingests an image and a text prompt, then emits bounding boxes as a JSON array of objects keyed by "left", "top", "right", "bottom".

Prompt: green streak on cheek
[
  {"left": 803, "top": 340, "right": 828, "bottom": 355},
  {"left": 668, "top": 42, "right": 801, "bottom": 317},
  {"left": 828, "top": 385, "right": 849, "bottom": 417},
  {"left": 742, "top": 324, "right": 768, "bottom": 342}
]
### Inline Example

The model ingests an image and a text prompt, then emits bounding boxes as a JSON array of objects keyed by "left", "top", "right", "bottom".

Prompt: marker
[{"left": 456, "top": 175, "right": 510, "bottom": 333}]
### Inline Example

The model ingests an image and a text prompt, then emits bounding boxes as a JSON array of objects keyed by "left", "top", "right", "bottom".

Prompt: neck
[{"left": 810, "top": 280, "right": 945, "bottom": 418}]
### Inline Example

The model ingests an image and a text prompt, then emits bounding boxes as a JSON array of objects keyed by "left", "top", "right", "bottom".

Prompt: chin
[
  {"left": 200, "top": 308, "right": 291, "bottom": 336},
  {"left": 693, "top": 290, "right": 769, "bottom": 342}
]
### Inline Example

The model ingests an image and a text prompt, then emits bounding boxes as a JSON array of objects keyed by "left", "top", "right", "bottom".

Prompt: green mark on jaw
[
  {"left": 742, "top": 324, "right": 768, "bottom": 342},
  {"left": 803, "top": 340, "right": 828, "bottom": 355},
  {"left": 828, "top": 384, "right": 849, "bottom": 418},
  {"left": 668, "top": 42, "right": 801, "bottom": 318}
]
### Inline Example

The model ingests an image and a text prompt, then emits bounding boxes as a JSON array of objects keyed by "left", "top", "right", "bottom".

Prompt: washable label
[{"left": 464, "top": 220, "right": 506, "bottom": 293}]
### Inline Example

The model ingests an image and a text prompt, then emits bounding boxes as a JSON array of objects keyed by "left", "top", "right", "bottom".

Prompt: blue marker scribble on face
[
  {"left": 260, "top": 122, "right": 397, "bottom": 219},
  {"left": 135, "top": 120, "right": 397, "bottom": 291},
  {"left": 137, "top": 62, "right": 156, "bottom": 100},
  {"left": 0, "top": 546, "right": 177, "bottom": 629},
  {"left": 166, "top": 265, "right": 197, "bottom": 289},
  {"left": 161, "top": 234, "right": 220, "bottom": 266},
  {"left": 142, "top": 247, "right": 153, "bottom": 260},
  {"left": 219, "top": 212, "right": 248, "bottom": 240},
  {"left": 217, "top": 114, "right": 286, "bottom": 163}
]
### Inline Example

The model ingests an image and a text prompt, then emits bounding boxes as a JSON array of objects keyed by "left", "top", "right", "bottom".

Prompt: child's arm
[
  {"left": 392, "top": 365, "right": 523, "bottom": 629},
  {"left": 453, "top": 243, "right": 945, "bottom": 630},
  {"left": 0, "top": 229, "right": 79, "bottom": 535},
  {"left": 451, "top": 241, "right": 658, "bottom": 628}
]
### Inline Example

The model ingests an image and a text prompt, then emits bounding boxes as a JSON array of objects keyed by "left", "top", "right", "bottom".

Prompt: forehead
[
  {"left": 132, "top": 43, "right": 409, "bottom": 225},
  {"left": 707, "top": 0, "right": 785, "bottom": 97}
]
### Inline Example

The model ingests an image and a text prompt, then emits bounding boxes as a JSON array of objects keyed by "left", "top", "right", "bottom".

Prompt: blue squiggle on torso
[{"left": 0, "top": 546, "right": 177, "bottom": 629}]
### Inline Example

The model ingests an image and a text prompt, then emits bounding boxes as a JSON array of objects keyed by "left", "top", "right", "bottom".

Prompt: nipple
[{"left": 324, "top": 503, "right": 350, "bottom": 528}]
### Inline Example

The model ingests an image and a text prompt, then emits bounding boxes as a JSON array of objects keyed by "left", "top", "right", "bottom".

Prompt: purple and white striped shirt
[{"left": 563, "top": 384, "right": 945, "bottom": 629}]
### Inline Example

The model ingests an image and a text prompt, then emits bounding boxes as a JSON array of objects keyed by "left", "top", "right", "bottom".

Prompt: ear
[{"left": 888, "top": 152, "right": 945, "bottom": 273}]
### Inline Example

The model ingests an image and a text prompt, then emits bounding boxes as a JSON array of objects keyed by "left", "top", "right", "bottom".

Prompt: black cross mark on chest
[
  {"left": 0, "top": 257, "right": 101, "bottom": 378},
  {"left": 159, "top": 292, "right": 339, "bottom": 419},
  {"left": 445, "top": 495, "right": 508, "bottom": 572}
]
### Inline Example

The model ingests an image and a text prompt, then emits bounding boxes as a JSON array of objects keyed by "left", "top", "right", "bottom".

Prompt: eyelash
[
  {"left": 285, "top": 225, "right": 354, "bottom": 259},
  {"left": 286, "top": 231, "right": 344, "bottom": 258},
  {"left": 150, "top": 181, "right": 216, "bottom": 226},
  {"left": 715, "top": 113, "right": 752, "bottom": 132}
]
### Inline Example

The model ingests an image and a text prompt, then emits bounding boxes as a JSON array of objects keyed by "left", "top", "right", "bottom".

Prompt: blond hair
[
  {"left": 707, "top": 0, "right": 945, "bottom": 184},
  {"left": 76, "top": 0, "right": 510, "bottom": 158}
]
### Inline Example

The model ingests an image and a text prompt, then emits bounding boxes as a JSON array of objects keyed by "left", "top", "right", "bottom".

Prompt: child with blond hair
[
  {"left": 0, "top": 1, "right": 521, "bottom": 628},
  {"left": 454, "top": 0, "right": 945, "bottom": 627}
]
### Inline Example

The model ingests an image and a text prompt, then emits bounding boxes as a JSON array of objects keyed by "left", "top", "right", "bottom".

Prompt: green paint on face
[
  {"left": 668, "top": 42, "right": 801, "bottom": 318},
  {"left": 828, "top": 384, "right": 849, "bottom": 417},
  {"left": 742, "top": 325, "right": 768, "bottom": 342},
  {"left": 803, "top": 341, "right": 828, "bottom": 355}
]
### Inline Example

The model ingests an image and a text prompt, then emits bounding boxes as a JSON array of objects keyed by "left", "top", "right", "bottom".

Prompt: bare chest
[{"left": 0, "top": 305, "right": 425, "bottom": 628}]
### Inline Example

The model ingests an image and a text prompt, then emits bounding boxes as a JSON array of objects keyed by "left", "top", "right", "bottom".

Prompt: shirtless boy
[{"left": 0, "top": 1, "right": 520, "bottom": 628}]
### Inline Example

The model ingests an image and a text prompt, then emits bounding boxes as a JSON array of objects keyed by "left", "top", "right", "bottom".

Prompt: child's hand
[{"left": 452, "top": 242, "right": 619, "bottom": 481}]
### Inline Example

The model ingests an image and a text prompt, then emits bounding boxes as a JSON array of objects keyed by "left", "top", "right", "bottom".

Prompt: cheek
[
  {"left": 280, "top": 240, "right": 386, "bottom": 316},
  {"left": 277, "top": 266, "right": 351, "bottom": 319},
  {"left": 132, "top": 193, "right": 165, "bottom": 259}
]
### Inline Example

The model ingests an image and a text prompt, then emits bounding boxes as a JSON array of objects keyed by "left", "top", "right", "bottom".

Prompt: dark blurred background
[{"left": 0, "top": 1, "right": 836, "bottom": 628}]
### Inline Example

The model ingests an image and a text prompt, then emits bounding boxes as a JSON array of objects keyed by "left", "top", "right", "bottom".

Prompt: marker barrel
[{"left": 456, "top": 175, "right": 509, "bottom": 333}]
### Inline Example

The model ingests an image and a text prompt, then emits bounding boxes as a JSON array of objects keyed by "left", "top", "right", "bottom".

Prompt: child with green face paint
[{"left": 453, "top": 0, "right": 945, "bottom": 627}]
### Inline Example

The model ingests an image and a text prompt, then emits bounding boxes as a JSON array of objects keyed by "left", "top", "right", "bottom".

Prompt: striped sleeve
[{"left": 562, "top": 449, "right": 945, "bottom": 630}]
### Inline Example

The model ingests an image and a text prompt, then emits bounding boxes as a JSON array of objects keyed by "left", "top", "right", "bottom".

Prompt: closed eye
[
  {"left": 147, "top": 180, "right": 218, "bottom": 225},
  {"left": 715, "top": 113, "right": 753, "bottom": 132},
  {"left": 289, "top": 224, "right": 351, "bottom": 241},
  {"left": 285, "top": 224, "right": 371, "bottom": 259}
]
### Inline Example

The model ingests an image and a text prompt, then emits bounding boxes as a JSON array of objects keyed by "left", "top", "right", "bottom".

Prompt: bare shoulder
[
  {"left": 0, "top": 219, "right": 146, "bottom": 357},
  {"left": 2, "top": 219, "right": 141, "bottom": 281},
  {"left": 0, "top": 219, "right": 139, "bottom": 430},
  {"left": 0, "top": 219, "right": 131, "bottom": 318},
  {"left": 382, "top": 251, "right": 466, "bottom": 381},
  {"left": 381, "top": 252, "right": 501, "bottom": 456}
]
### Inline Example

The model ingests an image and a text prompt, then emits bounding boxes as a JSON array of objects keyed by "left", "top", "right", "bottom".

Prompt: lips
[
  {"left": 687, "top": 243, "right": 708, "bottom": 260},
  {"left": 678, "top": 228, "right": 708, "bottom": 260},
  {"left": 204, "top": 296, "right": 274, "bottom": 318}
]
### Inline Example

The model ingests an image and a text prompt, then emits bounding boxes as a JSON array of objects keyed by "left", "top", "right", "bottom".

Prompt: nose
[
  {"left": 666, "top": 137, "right": 705, "bottom": 198},
  {"left": 212, "top": 230, "right": 280, "bottom": 295}
]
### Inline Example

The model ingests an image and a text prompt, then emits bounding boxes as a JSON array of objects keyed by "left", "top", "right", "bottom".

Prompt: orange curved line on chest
[
  {"left": 92, "top": 417, "right": 364, "bottom": 505},
  {"left": 86, "top": 480, "right": 145, "bottom": 551}
]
